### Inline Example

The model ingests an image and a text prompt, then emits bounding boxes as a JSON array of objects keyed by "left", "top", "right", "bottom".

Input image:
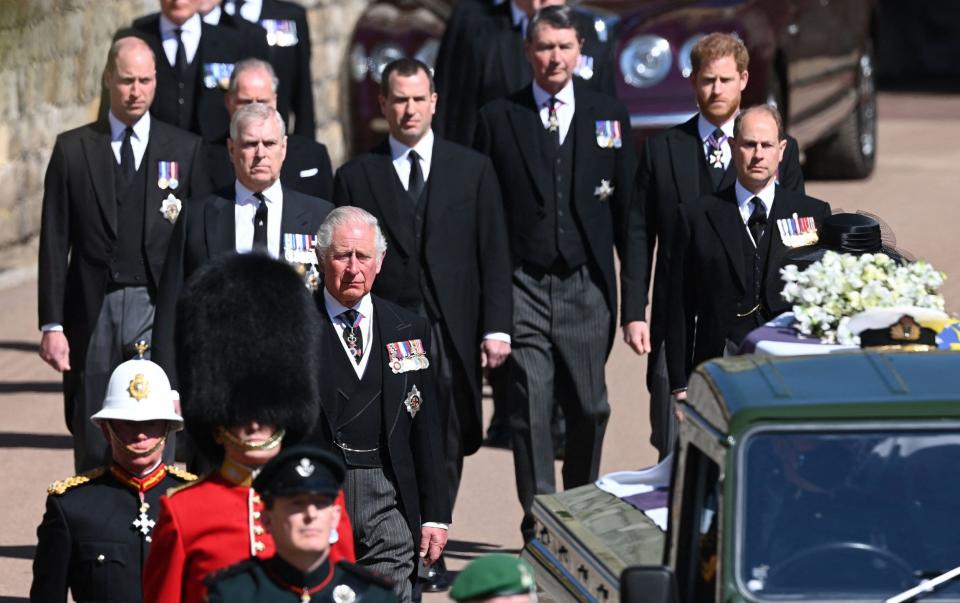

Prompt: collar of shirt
[
  {"left": 234, "top": 179, "right": 284, "bottom": 257},
  {"left": 108, "top": 111, "right": 151, "bottom": 169},
  {"left": 697, "top": 112, "right": 736, "bottom": 142},
  {"left": 323, "top": 289, "right": 375, "bottom": 377},
  {"left": 159, "top": 12, "right": 202, "bottom": 66},
  {"left": 389, "top": 130, "right": 434, "bottom": 190},
  {"left": 201, "top": 5, "right": 222, "bottom": 25},
  {"left": 735, "top": 179, "right": 776, "bottom": 224},
  {"left": 532, "top": 79, "right": 575, "bottom": 143},
  {"left": 509, "top": 1, "right": 528, "bottom": 35}
]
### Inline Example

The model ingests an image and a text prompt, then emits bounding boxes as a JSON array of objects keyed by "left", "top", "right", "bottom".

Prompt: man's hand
[
  {"left": 622, "top": 320, "right": 652, "bottom": 355},
  {"left": 419, "top": 526, "right": 448, "bottom": 566},
  {"left": 673, "top": 389, "right": 686, "bottom": 423},
  {"left": 480, "top": 339, "right": 511, "bottom": 369},
  {"left": 39, "top": 331, "right": 71, "bottom": 372}
]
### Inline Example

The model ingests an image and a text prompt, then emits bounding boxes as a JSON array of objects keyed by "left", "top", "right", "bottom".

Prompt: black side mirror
[{"left": 621, "top": 566, "right": 678, "bottom": 603}]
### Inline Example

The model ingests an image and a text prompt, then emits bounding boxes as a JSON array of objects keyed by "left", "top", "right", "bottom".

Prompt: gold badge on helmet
[{"left": 127, "top": 374, "right": 150, "bottom": 401}]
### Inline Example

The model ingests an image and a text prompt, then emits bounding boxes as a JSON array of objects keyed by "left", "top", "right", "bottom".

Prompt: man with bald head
[
  {"left": 152, "top": 102, "right": 334, "bottom": 387},
  {"left": 39, "top": 36, "right": 206, "bottom": 472},
  {"left": 205, "top": 59, "right": 333, "bottom": 198}
]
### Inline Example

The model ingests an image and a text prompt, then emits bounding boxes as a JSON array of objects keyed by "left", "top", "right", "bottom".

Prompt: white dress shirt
[
  {"left": 234, "top": 179, "right": 284, "bottom": 258},
  {"left": 224, "top": 0, "right": 263, "bottom": 22},
  {"left": 510, "top": 0, "right": 528, "bottom": 36},
  {"left": 697, "top": 113, "right": 735, "bottom": 172},
  {"left": 159, "top": 13, "right": 201, "bottom": 68},
  {"left": 323, "top": 289, "right": 374, "bottom": 379},
  {"left": 735, "top": 179, "right": 777, "bottom": 247},
  {"left": 532, "top": 79, "right": 575, "bottom": 146},
  {"left": 108, "top": 111, "right": 150, "bottom": 170},
  {"left": 201, "top": 5, "right": 222, "bottom": 25},
  {"left": 388, "top": 130, "right": 434, "bottom": 190}
]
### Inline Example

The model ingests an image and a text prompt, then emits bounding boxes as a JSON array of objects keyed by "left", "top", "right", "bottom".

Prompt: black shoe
[
  {"left": 421, "top": 558, "right": 450, "bottom": 593},
  {"left": 483, "top": 423, "right": 513, "bottom": 449}
]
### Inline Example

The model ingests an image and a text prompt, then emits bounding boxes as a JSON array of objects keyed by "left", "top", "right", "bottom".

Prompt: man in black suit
[
  {"left": 623, "top": 33, "right": 806, "bottom": 459},
  {"left": 435, "top": 0, "right": 614, "bottom": 147},
  {"left": 205, "top": 59, "right": 333, "bottom": 198},
  {"left": 474, "top": 6, "right": 641, "bottom": 541},
  {"left": 152, "top": 102, "right": 333, "bottom": 381},
  {"left": 666, "top": 105, "right": 830, "bottom": 394},
  {"left": 38, "top": 36, "right": 206, "bottom": 472},
  {"left": 334, "top": 58, "right": 512, "bottom": 591},
  {"left": 311, "top": 207, "right": 451, "bottom": 603},
  {"left": 220, "top": 0, "right": 316, "bottom": 137},
  {"left": 117, "top": 0, "right": 268, "bottom": 141}
]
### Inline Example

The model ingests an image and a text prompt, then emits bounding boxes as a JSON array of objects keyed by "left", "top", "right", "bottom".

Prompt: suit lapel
[
  {"left": 375, "top": 298, "right": 411, "bottom": 439},
  {"left": 423, "top": 139, "right": 454, "bottom": 245},
  {"left": 718, "top": 161, "right": 737, "bottom": 191},
  {"left": 205, "top": 192, "right": 236, "bottom": 256},
  {"left": 704, "top": 189, "right": 746, "bottom": 290},
  {"left": 318, "top": 312, "right": 341, "bottom": 431},
  {"left": 364, "top": 145, "right": 414, "bottom": 257},
  {"left": 668, "top": 116, "right": 703, "bottom": 204},
  {"left": 506, "top": 91, "right": 552, "bottom": 204},
  {"left": 143, "top": 127, "right": 170, "bottom": 243},
  {"left": 82, "top": 124, "right": 118, "bottom": 236},
  {"left": 279, "top": 188, "right": 311, "bottom": 255},
  {"left": 761, "top": 187, "right": 791, "bottom": 278},
  {"left": 572, "top": 90, "right": 596, "bottom": 216}
]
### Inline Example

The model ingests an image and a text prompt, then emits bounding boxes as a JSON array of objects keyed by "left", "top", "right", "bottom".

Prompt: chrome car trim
[{"left": 629, "top": 112, "right": 697, "bottom": 129}]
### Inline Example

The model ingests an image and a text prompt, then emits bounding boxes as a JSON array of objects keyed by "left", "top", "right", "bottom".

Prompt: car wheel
[{"left": 805, "top": 41, "right": 877, "bottom": 180}]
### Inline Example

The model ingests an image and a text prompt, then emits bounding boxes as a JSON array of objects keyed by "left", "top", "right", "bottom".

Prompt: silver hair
[
  {"left": 315, "top": 206, "right": 388, "bottom": 259},
  {"left": 229, "top": 102, "right": 286, "bottom": 140},
  {"left": 227, "top": 58, "right": 279, "bottom": 97}
]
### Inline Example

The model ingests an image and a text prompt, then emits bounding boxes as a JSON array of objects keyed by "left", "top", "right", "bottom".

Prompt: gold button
[
  {"left": 252, "top": 511, "right": 261, "bottom": 519},
  {"left": 254, "top": 541, "right": 266, "bottom": 552},
  {"left": 252, "top": 495, "right": 262, "bottom": 504},
  {"left": 254, "top": 525, "right": 265, "bottom": 535}
]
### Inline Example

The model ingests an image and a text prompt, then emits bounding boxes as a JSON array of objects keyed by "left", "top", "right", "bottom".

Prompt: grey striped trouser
[
  {"left": 508, "top": 263, "right": 611, "bottom": 536},
  {"left": 344, "top": 466, "right": 415, "bottom": 603}
]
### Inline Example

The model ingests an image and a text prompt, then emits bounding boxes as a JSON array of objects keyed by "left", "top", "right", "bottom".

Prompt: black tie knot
[
  {"left": 712, "top": 127, "right": 724, "bottom": 140},
  {"left": 407, "top": 150, "right": 424, "bottom": 203},
  {"left": 120, "top": 126, "right": 136, "bottom": 182},
  {"left": 341, "top": 309, "right": 359, "bottom": 325},
  {"left": 340, "top": 310, "right": 363, "bottom": 363}
]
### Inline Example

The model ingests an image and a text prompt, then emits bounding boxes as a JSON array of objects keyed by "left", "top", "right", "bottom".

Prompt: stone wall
[{"left": 0, "top": 0, "right": 369, "bottom": 250}]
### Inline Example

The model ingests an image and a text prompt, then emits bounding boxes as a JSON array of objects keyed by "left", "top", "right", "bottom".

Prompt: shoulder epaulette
[
  {"left": 337, "top": 561, "right": 393, "bottom": 588},
  {"left": 47, "top": 467, "right": 105, "bottom": 495},
  {"left": 204, "top": 558, "right": 259, "bottom": 587},
  {"left": 166, "top": 465, "right": 199, "bottom": 482},
  {"left": 166, "top": 472, "right": 210, "bottom": 497}
]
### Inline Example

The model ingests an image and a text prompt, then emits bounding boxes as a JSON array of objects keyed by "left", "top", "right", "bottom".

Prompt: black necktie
[
  {"left": 174, "top": 28, "right": 187, "bottom": 77},
  {"left": 407, "top": 150, "right": 424, "bottom": 204},
  {"left": 748, "top": 197, "right": 767, "bottom": 244},
  {"left": 120, "top": 126, "right": 135, "bottom": 182},
  {"left": 252, "top": 192, "right": 268, "bottom": 252},
  {"left": 546, "top": 97, "right": 560, "bottom": 148},
  {"left": 340, "top": 310, "right": 363, "bottom": 363}
]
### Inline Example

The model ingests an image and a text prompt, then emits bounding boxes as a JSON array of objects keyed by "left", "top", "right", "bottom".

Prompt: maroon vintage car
[{"left": 345, "top": 0, "right": 877, "bottom": 179}]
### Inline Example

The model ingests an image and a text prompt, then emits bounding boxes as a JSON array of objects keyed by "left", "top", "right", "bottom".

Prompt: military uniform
[
  {"left": 206, "top": 556, "right": 397, "bottom": 603},
  {"left": 30, "top": 463, "right": 196, "bottom": 603},
  {"left": 143, "top": 459, "right": 355, "bottom": 603}
]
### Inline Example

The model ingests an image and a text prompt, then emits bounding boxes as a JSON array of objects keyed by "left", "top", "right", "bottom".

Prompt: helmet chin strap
[
  {"left": 217, "top": 426, "right": 286, "bottom": 451},
  {"left": 105, "top": 422, "right": 167, "bottom": 457}
]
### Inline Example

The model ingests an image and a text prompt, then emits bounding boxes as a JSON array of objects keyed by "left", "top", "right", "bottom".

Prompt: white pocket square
[{"left": 299, "top": 168, "right": 319, "bottom": 178}]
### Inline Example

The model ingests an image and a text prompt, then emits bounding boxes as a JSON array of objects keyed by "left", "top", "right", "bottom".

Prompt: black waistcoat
[
  {"left": 173, "top": 55, "right": 200, "bottom": 131},
  {"left": 731, "top": 221, "right": 774, "bottom": 344},
  {"left": 525, "top": 121, "right": 587, "bottom": 270},
  {"left": 111, "top": 156, "right": 149, "bottom": 286},
  {"left": 326, "top": 318, "right": 383, "bottom": 453}
]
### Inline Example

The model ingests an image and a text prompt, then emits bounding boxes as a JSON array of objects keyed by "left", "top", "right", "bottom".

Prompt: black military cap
[{"left": 253, "top": 445, "right": 345, "bottom": 500}]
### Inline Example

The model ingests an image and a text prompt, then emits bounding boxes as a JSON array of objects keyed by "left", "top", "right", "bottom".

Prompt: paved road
[{"left": 1, "top": 91, "right": 958, "bottom": 600}]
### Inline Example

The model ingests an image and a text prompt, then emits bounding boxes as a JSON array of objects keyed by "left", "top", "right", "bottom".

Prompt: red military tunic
[{"left": 142, "top": 458, "right": 355, "bottom": 603}]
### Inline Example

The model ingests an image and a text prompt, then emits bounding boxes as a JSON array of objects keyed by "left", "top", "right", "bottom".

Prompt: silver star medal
[
  {"left": 133, "top": 501, "right": 156, "bottom": 542},
  {"left": 404, "top": 385, "right": 422, "bottom": 418},
  {"left": 709, "top": 148, "right": 724, "bottom": 168},
  {"left": 548, "top": 112, "right": 559, "bottom": 133},
  {"left": 594, "top": 179, "right": 614, "bottom": 202},
  {"left": 333, "top": 585, "right": 357, "bottom": 603}
]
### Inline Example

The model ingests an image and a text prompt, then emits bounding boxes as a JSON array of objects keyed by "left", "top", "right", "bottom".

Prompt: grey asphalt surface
[{"left": 1, "top": 91, "right": 958, "bottom": 601}]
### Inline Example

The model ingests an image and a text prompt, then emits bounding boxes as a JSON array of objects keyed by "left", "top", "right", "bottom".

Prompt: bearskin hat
[{"left": 175, "top": 253, "right": 321, "bottom": 463}]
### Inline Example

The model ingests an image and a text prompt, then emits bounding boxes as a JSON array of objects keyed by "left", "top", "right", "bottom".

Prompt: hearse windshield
[{"left": 737, "top": 427, "right": 960, "bottom": 600}]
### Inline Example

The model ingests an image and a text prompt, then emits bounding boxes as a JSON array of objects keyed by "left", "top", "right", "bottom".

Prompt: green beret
[{"left": 450, "top": 554, "right": 536, "bottom": 601}]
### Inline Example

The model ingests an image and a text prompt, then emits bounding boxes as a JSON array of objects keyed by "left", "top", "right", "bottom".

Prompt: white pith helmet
[{"left": 91, "top": 356, "right": 184, "bottom": 430}]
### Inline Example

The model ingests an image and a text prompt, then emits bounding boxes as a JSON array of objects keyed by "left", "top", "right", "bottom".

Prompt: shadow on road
[
  {"left": 0, "top": 433, "right": 71, "bottom": 449},
  {"left": 0, "top": 382, "right": 60, "bottom": 394},
  {"left": 0, "top": 598, "right": 28, "bottom": 603},
  {"left": 0, "top": 546, "right": 35, "bottom": 560},
  {"left": 0, "top": 340, "right": 37, "bottom": 353},
  {"left": 445, "top": 539, "right": 520, "bottom": 560}
]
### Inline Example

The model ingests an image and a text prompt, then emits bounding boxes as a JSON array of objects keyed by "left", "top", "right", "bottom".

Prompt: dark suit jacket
[
  {"left": 205, "top": 134, "right": 333, "bottom": 199},
  {"left": 152, "top": 185, "right": 333, "bottom": 382},
  {"left": 214, "top": 0, "right": 315, "bottom": 136},
  {"left": 435, "top": 2, "right": 615, "bottom": 146},
  {"left": 666, "top": 186, "right": 831, "bottom": 388},
  {"left": 37, "top": 119, "right": 205, "bottom": 425},
  {"left": 628, "top": 115, "right": 805, "bottom": 369},
  {"left": 475, "top": 82, "right": 640, "bottom": 350},
  {"left": 118, "top": 14, "right": 268, "bottom": 141},
  {"left": 312, "top": 295, "right": 452, "bottom": 539},
  {"left": 333, "top": 137, "right": 512, "bottom": 455}
]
